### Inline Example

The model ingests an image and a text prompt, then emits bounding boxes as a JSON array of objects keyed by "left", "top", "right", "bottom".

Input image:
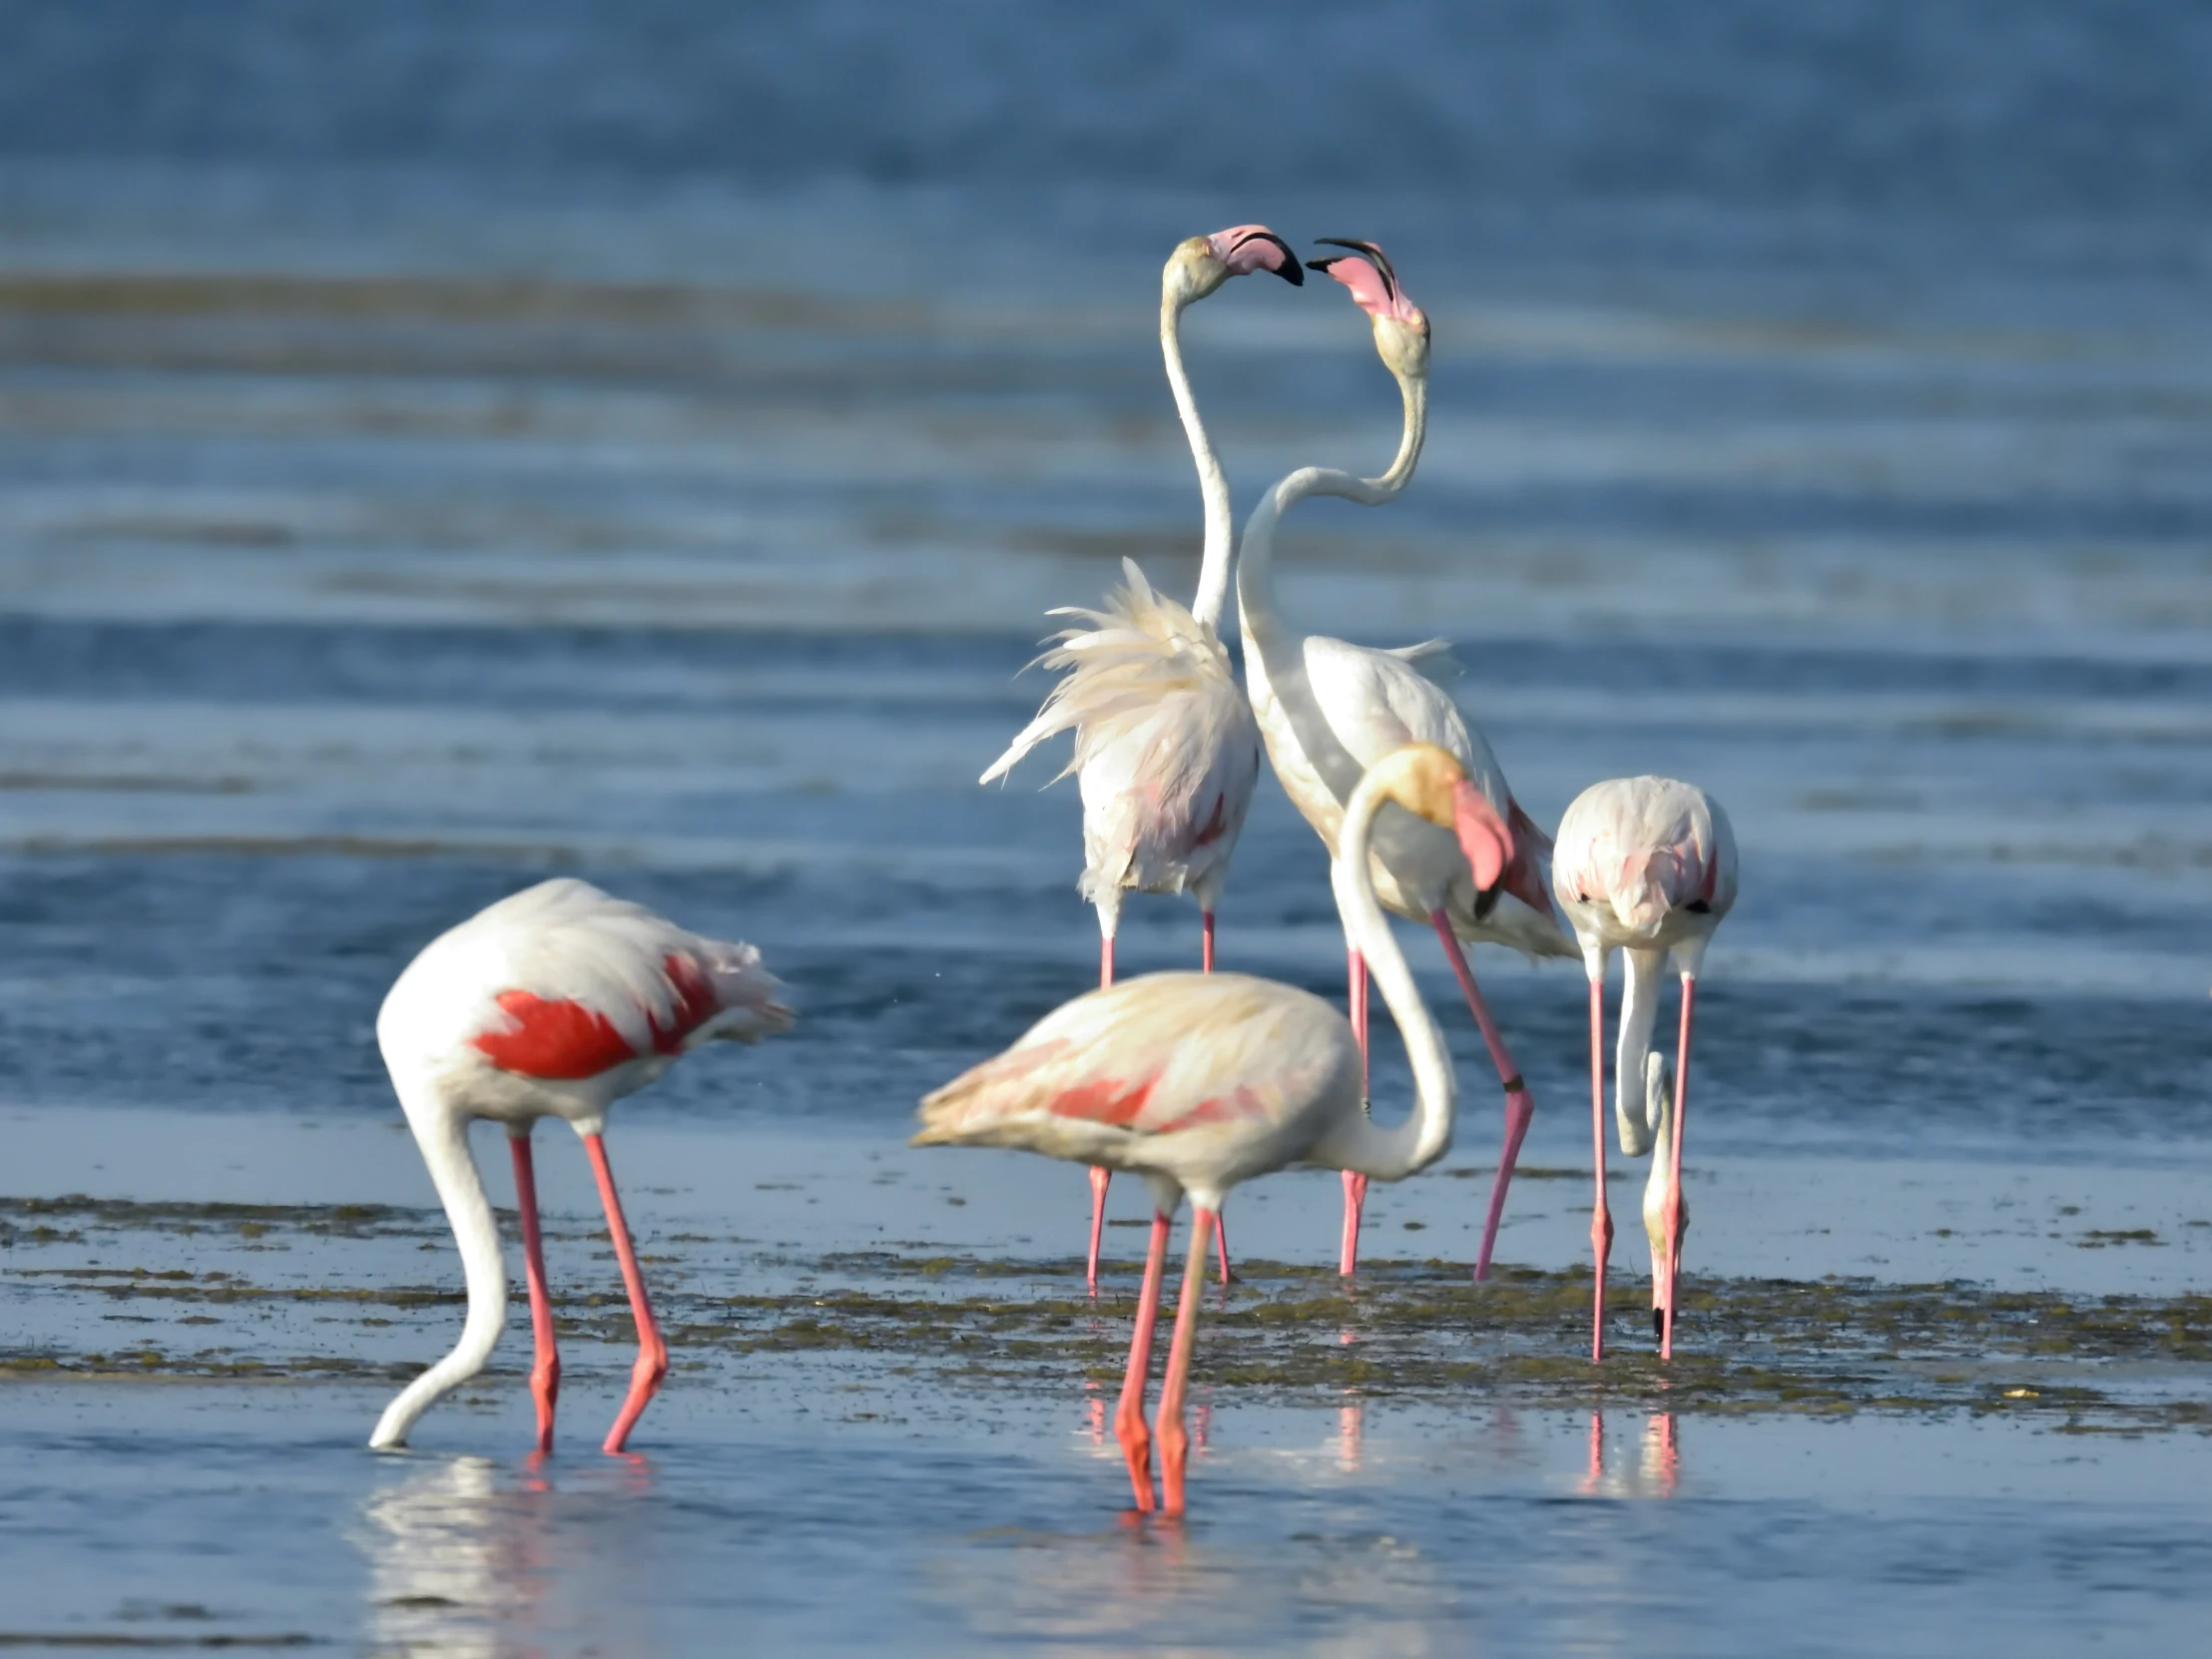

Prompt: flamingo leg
[
  {"left": 1429, "top": 912, "right": 1535, "bottom": 1283},
  {"left": 1341, "top": 949, "right": 1371, "bottom": 1277},
  {"left": 1087, "top": 936, "right": 1116, "bottom": 1289},
  {"left": 1660, "top": 975, "right": 1696, "bottom": 1361},
  {"left": 1154, "top": 1207, "right": 1217, "bottom": 1517},
  {"left": 582, "top": 1134, "right": 667, "bottom": 1454},
  {"left": 507, "top": 1131, "right": 561, "bottom": 1452},
  {"left": 1114, "top": 1211, "right": 1172, "bottom": 1511},
  {"left": 1587, "top": 975, "right": 1614, "bottom": 1365},
  {"left": 1201, "top": 909, "right": 1216, "bottom": 974}
]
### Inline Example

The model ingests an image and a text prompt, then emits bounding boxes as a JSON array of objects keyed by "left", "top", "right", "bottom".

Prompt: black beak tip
[
  {"left": 1653, "top": 1307, "right": 1666, "bottom": 1341},
  {"left": 1276, "top": 260, "right": 1305, "bottom": 286}
]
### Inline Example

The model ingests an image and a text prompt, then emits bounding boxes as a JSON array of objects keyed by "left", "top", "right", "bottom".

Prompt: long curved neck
[
  {"left": 1614, "top": 947, "right": 1667, "bottom": 1154},
  {"left": 368, "top": 1087, "right": 508, "bottom": 1448},
  {"left": 1163, "top": 295, "right": 1235, "bottom": 630},
  {"left": 1237, "top": 367, "right": 1427, "bottom": 803},
  {"left": 1325, "top": 774, "right": 1455, "bottom": 1179}
]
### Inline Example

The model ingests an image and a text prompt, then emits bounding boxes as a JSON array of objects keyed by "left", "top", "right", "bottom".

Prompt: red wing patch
[
  {"left": 471, "top": 953, "right": 720, "bottom": 1080},
  {"left": 651, "top": 953, "right": 720, "bottom": 1054},
  {"left": 1045, "top": 1077, "right": 1157, "bottom": 1128},
  {"left": 472, "top": 993, "right": 641, "bottom": 1080},
  {"left": 1503, "top": 800, "right": 1557, "bottom": 920}
]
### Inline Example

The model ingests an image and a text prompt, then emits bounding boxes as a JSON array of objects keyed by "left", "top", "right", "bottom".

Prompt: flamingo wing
[
  {"left": 389, "top": 879, "right": 792, "bottom": 1081},
  {"left": 914, "top": 972, "right": 1352, "bottom": 1163}
]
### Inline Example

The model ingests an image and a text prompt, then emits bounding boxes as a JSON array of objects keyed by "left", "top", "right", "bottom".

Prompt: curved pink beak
[
  {"left": 1450, "top": 780, "right": 1515, "bottom": 893},
  {"left": 1207, "top": 225, "right": 1305, "bottom": 284},
  {"left": 1309, "top": 238, "right": 1422, "bottom": 324}
]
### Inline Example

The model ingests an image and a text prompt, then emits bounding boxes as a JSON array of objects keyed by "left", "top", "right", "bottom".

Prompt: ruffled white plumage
[{"left": 982, "top": 559, "right": 1261, "bottom": 930}]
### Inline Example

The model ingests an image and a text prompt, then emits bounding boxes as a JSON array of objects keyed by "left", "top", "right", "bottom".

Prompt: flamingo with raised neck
[
  {"left": 982, "top": 226, "right": 1302, "bottom": 1288},
  {"left": 1234, "top": 239, "right": 1574, "bottom": 1281}
]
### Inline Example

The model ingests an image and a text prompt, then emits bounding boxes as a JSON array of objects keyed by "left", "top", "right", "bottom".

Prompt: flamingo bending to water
[
  {"left": 982, "top": 227, "right": 1301, "bottom": 1288},
  {"left": 918, "top": 744, "right": 1510, "bottom": 1514},
  {"left": 368, "top": 878, "right": 793, "bottom": 1452},
  {"left": 1236, "top": 241, "right": 1573, "bottom": 1279},
  {"left": 1552, "top": 777, "right": 1736, "bottom": 1361}
]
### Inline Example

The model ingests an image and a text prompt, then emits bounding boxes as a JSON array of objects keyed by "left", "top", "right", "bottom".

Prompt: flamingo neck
[
  {"left": 1236, "top": 368, "right": 1428, "bottom": 806},
  {"left": 1162, "top": 294, "right": 1235, "bottom": 631},
  {"left": 368, "top": 1078, "right": 508, "bottom": 1449},
  {"left": 1324, "top": 771, "right": 1455, "bottom": 1180},
  {"left": 1613, "top": 947, "right": 1666, "bottom": 1155}
]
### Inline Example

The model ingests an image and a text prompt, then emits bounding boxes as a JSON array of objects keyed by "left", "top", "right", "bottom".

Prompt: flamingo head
[
  {"left": 1310, "top": 239, "right": 1429, "bottom": 380},
  {"left": 1375, "top": 744, "right": 1516, "bottom": 895},
  {"left": 1164, "top": 225, "right": 1305, "bottom": 307}
]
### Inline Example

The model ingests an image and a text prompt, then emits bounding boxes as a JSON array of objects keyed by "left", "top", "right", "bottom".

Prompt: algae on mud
[{"left": 4, "top": 1195, "right": 2209, "bottom": 1430}]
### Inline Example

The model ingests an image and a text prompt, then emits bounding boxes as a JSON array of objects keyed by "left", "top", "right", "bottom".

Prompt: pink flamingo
[
  {"left": 918, "top": 743, "right": 1511, "bottom": 1515},
  {"left": 1236, "top": 240, "right": 1573, "bottom": 1280},
  {"left": 367, "top": 877, "right": 793, "bottom": 1453},
  {"left": 982, "top": 227, "right": 1302, "bottom": 1289},
  {"left": 1552, "top": 777, "right": 1737, "bottom": 1362}
]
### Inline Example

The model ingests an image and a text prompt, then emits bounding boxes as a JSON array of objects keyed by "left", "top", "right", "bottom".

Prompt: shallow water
[{"left": 6, "top": 3, "right": 2212, "bottom": 1652}]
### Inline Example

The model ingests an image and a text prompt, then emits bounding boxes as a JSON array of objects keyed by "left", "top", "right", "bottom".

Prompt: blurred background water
[{"left": 3, "top": 3, "right": 2211, "bottom": 1653}]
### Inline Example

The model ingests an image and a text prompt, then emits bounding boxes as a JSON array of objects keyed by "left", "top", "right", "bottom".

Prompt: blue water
[{"left": 4, "top": 3, "right": 2212, "bottom": 1652}]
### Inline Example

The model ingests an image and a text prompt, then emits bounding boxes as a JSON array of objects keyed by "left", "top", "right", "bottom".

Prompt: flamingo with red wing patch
[{"left": 368, "top": 878, "right": 793, "bottom": 1456}]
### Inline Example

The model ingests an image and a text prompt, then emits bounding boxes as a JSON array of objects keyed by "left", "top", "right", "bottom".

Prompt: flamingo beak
[
  {"left": 1449, "top": 780, "right": 1514, "bottom": 894},
  {"left": 1213, "top": 227, "right": 1305, "bottom": 285}
]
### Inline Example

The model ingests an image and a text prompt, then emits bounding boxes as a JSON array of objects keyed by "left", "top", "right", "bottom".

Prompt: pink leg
[
  {"left": 1114, "top": 1212, "right": 1172, "bottom": 1511},
  {"left": 508, "top": 1131, "right": 561, "bottom": 1452},
  {"left": 1341, "top": 949, "right": 1371, "bottom": 1277},
  {"left": 1201, "top": 909, "right": 1216, "bottom": 974},
  {"left": 583, "top": 1134, "right": 667, "bottom": 1454},
  {"left": 1660, "top": 975, "right": 1695, "bottom": 1362},
  {"left": 1086, "top": 1167, "right": 1111, "bottom": 1291},
  {"left": 1586, "top": 976, "right": 1613, "bottom": 1364},
  {"left": 1087, "top": 935, "right": 1116, "bottom": 1287},
  {"left": 1213, "top": 1210, "right": 1232, "bottom": 1285},
  {"left": 1430, "top": 913, "right": 1535, "bottom": 1283},
  {"left": 1154, "top": 1208, "right": 1217, "bottom": 1517}
]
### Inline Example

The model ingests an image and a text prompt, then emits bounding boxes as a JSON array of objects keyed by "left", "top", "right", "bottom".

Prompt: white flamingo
[
  {"left": 1235, "top": 239, "right": 1574, "bottom": 1279},
  {"left": 917, "top": 744, "right": 1515, "bottom": 1515},
  {"left": 368, "top": 877, "right": 793, "bottom": 1453},
  {"left": 1552, "top": 777, "right": 1737, "bottom": 1362},
  {"left": 982, "top": 226, "right": 1302, "bottom": 1287}
]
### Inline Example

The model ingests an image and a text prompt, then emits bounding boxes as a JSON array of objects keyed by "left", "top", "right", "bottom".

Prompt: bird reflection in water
[
  {"left": 1335, "top": 1396, "right": 1365, "bottom": 1474},
  {"left": 357, "top": 1452, "right": 661, "bottom": 1659},
  {"left": 1579, "top": 1411, "right": 1682, "bottom": 1498}
]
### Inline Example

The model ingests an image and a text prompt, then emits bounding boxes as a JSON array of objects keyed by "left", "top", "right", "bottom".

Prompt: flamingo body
[
  {"left": 369, "top": 877, "right": 792, "bottom": 1452},
  {"left": 917, "top": 971, "right": 1357, "bottom": 1200},
  {"left": 1553, "top": 776, "right": 1738, "bottom": 966},
  {"left": 986, "top": 563, "right": 1263, "bottom": 939}
]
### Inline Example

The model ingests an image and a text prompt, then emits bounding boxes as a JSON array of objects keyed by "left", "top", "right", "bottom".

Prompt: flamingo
[
  {"left": 981, "top": 226, "right": 1302, "bottom": 1289},
  {"left": 1235, "top": 239, "right": 1574, "bottom": 1280},
  {"left": 916, "top": 743, "right": 1511, "bottom": 1515},
  {"left": 367, "top": 877, "right": 793, "bottom": 1453},
  {"left": 1552, "top": 777, "right": 1737, "bottom": 1362}
]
